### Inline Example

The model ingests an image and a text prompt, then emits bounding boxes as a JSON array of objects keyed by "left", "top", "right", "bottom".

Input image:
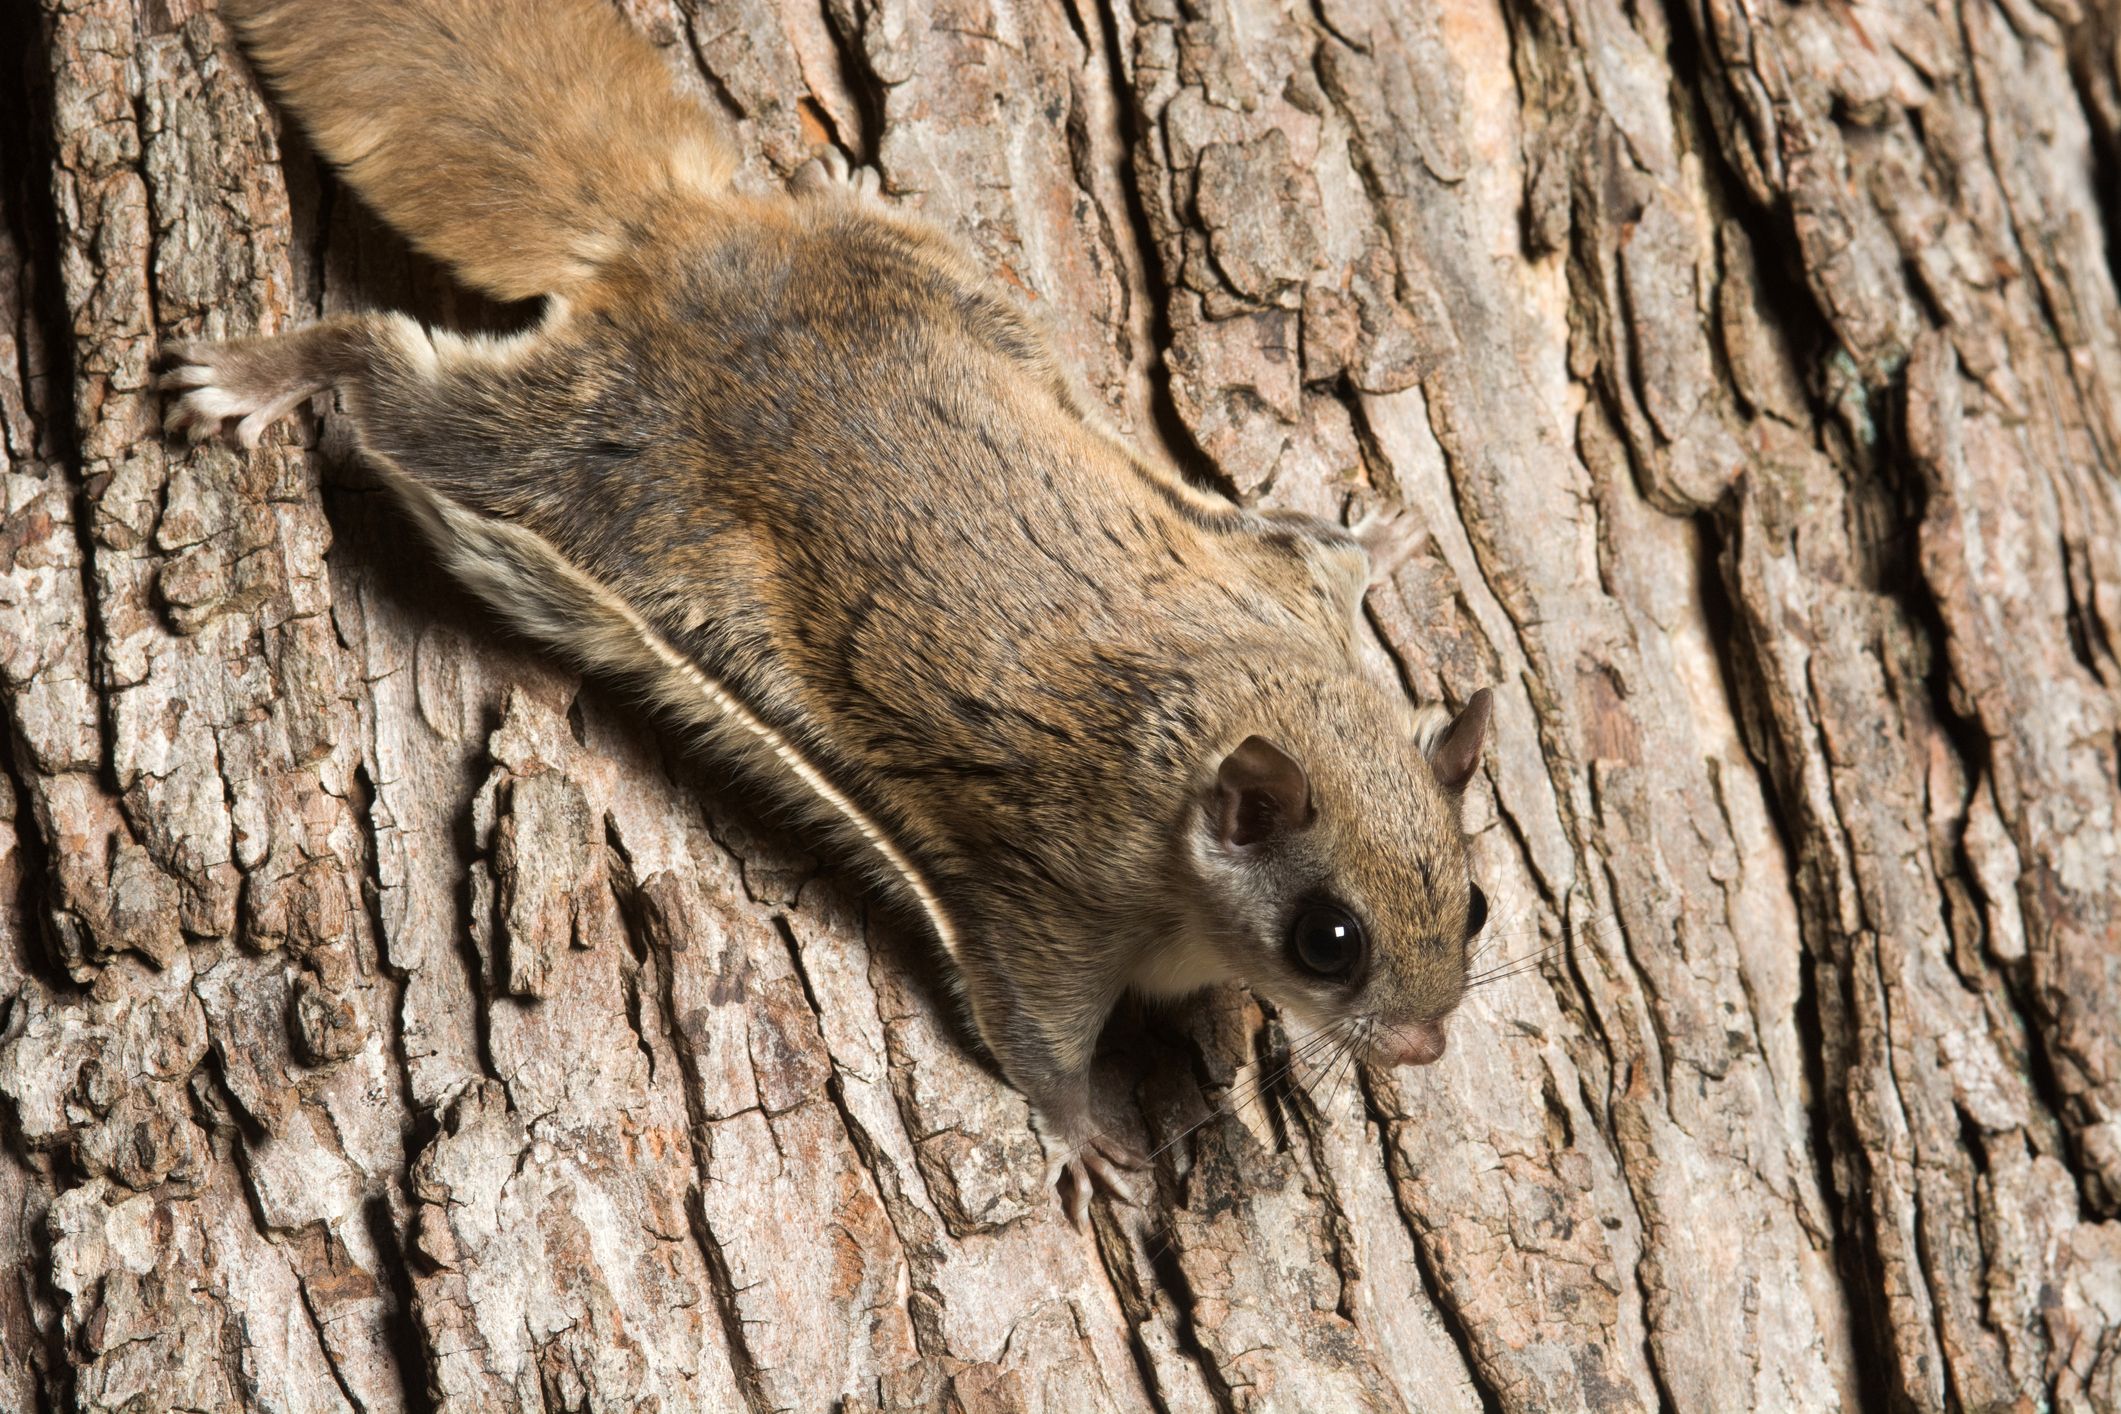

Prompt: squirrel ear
[
  {"left": 1422, "top": 688, "right": 1492, "bottom": 794},
  {"left": 1216, "top": 736, "right": 1314, "bottom": 848}
]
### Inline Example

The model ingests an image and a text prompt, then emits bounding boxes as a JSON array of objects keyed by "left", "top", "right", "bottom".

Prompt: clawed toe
[
  {"left": 1352, "top": 503, "right": 1428, "bottom": 586},
  {"left": 1079, "top": 1146, "right": 1143, "bottom": 1202},
  {"left": 1054, "top": 1154, "right": 1134, "bottom": 1230},
  {"left": 156, "top": 362, "right": 220, "bottom": 393},
  {"left": 1045, "top": 1132, "right": 1148, "bottom": 1230},
  {"left": 153, "top": 341, "right": 320, "bottom": 449},
  {"left": 791, "top": 148, "right": 884, "bottom": 205},
  {"left": 162, "top": 385, "right": 246, "bottom": 444},
  {"left": 791, "top": 148, "right": 849, "bottom": 195}
]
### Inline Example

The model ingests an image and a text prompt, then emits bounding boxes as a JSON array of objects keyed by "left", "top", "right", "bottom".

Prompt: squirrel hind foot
[{"left": 155, "top": 338, "right": 326, "bottom": 449}]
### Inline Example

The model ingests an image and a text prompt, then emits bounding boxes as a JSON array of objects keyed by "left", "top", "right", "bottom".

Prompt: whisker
[
  {"left": 1469, "top": 954, "right": 1558, "bottom": 985},
  {"left": 1134, "top": 1018, "right": 1360, "bottom": 1265},
  {"left": 1467, "top": 954, "right": 1562, "bottom": 989},
  {"left": 1469, "top": 906, "right": 1619, "bottom": 955},
  {"left": 1135, "top": 886, "right": 1667, "bottom": 1259},
  {"left": 1463, "top": 886, "right": 1661, "bottom": 966},
  {"left": 1460, "top": 892, "right": 1651, "bottom": 988},
  {"left": 1238, "top": 1020, "right": 1353, "bottom": 1096},
  {"left": 1255, "top": 1015, "right": 1351, "bottom": 1069},
  {"left": 1141, "top": 1017, "right": 1353, "bottom": 1165},
  {"left": 1189, "top": 1037, "right": 1344, "bottom": 1143},
  {"left": 1314, "top": 1021, "right": 1367, "bottom": 1119},
  {"left": 1236, "top": 1016, "right": 1353, "bottom": 1094},
  {"left": 1466, "top": 938, "right": 1564, "bottom": 977},
  {"left": 1288, "top": 1020, "right": 1362, "bottom": 1120}
]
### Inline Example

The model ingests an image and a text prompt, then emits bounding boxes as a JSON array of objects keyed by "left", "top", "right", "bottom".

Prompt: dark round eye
[
  {"left": 1288, "top": 901, "right": 1365, "bottom": 980},
  {"left": 1467, "top": 883, "right": 1488, "bottom": 938}
]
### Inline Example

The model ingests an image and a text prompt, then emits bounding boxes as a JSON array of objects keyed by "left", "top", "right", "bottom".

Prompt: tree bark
[{"left": 3, "top": 0, "right": 2119, "bottom": 1405}]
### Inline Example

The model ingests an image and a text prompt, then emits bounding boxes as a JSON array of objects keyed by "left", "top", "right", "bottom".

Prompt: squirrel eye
[
  {"left": 1467, "top": 883, "right": 1488, "bottom": 938},
  {"left": 1288, "top": 901, "right": 1365, "bottom": 980}
]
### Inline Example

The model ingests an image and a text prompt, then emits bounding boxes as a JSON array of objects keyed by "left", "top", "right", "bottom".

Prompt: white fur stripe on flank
[
  {"left": 632, "top": 622, "right": 962, "bottom": 960},
  {"left": 406, "top": 478, "right": 963, "bottom": 964}
]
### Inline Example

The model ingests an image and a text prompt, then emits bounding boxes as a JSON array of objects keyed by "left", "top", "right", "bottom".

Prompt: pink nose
[{"left": 1379, "top": 1020, "right": 1448, "bottom": 1067}]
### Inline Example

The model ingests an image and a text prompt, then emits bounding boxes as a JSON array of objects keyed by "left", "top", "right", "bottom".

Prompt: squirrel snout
[{"left": 1377, "top": 1019, "right": 1448, "bottom": 1067}]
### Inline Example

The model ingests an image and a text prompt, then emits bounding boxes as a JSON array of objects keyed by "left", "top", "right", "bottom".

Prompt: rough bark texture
[{"left": 2, "top": 0, "right": 2120, "bottom": 1405}]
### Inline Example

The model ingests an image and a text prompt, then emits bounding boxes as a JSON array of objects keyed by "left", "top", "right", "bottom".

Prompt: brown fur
[
  {"left": 162, "top": 0, "right": 1491, "bottom": 1221},
  {"left": 223, "top": 0, "right": 733, "bottom": 300}
]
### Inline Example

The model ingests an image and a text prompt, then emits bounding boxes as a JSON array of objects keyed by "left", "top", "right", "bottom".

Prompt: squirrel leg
[
  {"left": 959, "top": 960, "right": 1147, "bottom": 1228},
  {"left": 1030, "top": 1086, "right": 1148, "bottom": 1230},
  {"left": 1239, "top": 503, "right": 1430, "bottom": 652},
  {"left": 158, "top": 313, "right": 493, "bottom": 456},
  {"left": 157, "top": 320, "right": 388, "bottom": 448},
  {"left": 156, "top": 314, "right": 663, "bottom": 674},
  {"left": 157, "top": 313, "right": 586, "bottom": 511}
]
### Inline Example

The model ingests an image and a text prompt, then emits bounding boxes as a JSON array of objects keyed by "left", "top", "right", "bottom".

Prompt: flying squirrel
[{"left": 160, "top": 0, "right": 1495, "bottom": 1226}]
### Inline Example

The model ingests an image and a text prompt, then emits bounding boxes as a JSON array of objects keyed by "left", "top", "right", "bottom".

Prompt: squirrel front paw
[
  {"left": 156, "top": 337, "right": 327, "bottom": 449},
  {"left": 1034, "top": 1112, "right": 1146, "bottom": 1230},
  {"left": 790, "top": 147, "right": 884, "bottom": 205},
  {"left": 1350, "top": 501, "right": 1429, "bottom": 588}
]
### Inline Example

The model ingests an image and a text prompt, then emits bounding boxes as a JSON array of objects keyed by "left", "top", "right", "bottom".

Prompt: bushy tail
[{"left": 226, "top": 0, "right": 734, "bottom": 301}]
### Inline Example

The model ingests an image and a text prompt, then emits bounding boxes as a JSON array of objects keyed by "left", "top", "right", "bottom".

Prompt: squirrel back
[{"left": 225, "top": 0, "right": 734, "bottom": 301}]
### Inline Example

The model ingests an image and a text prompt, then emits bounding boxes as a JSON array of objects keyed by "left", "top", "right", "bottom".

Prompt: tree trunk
[{"left": 3, "top": 0, "right": 2119, "bottom": 1404}]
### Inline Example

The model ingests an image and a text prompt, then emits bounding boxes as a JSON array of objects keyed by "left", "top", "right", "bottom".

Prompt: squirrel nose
[{"left": 1379, "top": 1020, "right": 1448, "bottom": 1067}]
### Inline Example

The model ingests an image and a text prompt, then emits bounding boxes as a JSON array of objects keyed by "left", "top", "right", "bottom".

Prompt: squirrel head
[{"left": 1180, "top": 681, "right": 1493, "bottom": 1068}]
